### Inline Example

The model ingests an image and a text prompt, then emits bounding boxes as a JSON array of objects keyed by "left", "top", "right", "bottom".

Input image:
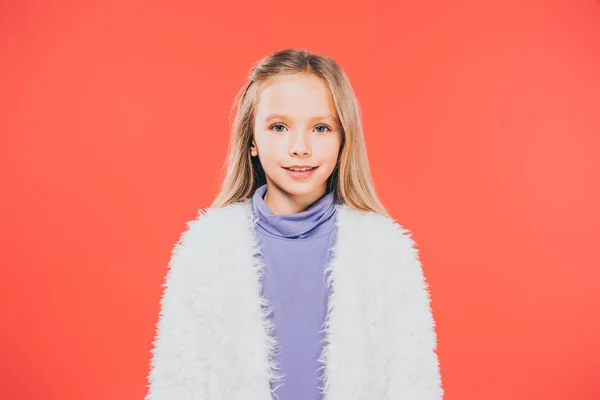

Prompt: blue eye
[
  {"left": 269, "top": 123, "right": 332, "bottom": 133},
  {"left": 315, "top": 124, "right": 332, "bottom": 133},
  {"left": 271, "top": 123, "right": 286, "bottom": 132}
]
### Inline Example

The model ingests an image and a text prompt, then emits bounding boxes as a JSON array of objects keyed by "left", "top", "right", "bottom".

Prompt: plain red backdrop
[{"left": 1, "top": 0, "right": 599, "bottom": 398}]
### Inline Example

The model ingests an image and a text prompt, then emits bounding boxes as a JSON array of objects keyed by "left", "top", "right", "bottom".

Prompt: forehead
[{"left": 255, "top": 74, "right": 336, "bottom": 120}]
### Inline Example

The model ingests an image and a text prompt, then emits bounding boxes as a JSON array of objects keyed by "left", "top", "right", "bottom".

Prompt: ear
[{"left": 250, "top": 138, "right": 258, "bottom": 157}]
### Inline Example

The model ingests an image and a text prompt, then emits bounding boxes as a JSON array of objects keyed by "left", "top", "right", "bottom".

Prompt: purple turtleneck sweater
[{"left": 251, "top": 184, "right": 338, "bottom": 400}]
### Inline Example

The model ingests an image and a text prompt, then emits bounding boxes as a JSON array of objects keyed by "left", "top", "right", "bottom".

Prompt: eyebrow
[{"left": 264, "top": 113, "right": 337, "bottom": 123}]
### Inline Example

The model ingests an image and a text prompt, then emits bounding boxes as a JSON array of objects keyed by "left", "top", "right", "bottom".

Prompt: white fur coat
[{"left": 145, "top": 198, "right": 443, "bottom": 399}]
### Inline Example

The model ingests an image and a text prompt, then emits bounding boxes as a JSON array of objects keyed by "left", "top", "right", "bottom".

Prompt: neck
[{"left": 263, "top": 183, "right": 328, "bottom": 215}]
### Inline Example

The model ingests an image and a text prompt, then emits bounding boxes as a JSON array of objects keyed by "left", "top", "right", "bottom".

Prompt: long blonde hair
[{"left": 210, "top": 48, "right": 389, "bottom": 218}]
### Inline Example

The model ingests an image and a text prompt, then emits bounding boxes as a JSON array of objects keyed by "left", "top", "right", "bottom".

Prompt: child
[{"left": 145, "top": 48, "right": 443, "bottom": 399}]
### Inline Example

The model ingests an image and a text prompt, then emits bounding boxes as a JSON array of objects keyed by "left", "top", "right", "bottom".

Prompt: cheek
[
  {"left": 315, "top": 137, "right": 341, "bottom": 164},
  {"left": 255, "top": 134, "right": 283, "bottom": 165}
]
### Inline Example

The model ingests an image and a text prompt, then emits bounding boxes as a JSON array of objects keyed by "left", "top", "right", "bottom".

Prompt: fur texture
[{"left": 145, "top": 199, "right": 443, "bottom": 399}]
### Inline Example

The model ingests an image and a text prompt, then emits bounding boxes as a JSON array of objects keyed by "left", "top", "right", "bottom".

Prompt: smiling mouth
[{"left": 283, "top": 166, "right": 318, "bottom": 171}]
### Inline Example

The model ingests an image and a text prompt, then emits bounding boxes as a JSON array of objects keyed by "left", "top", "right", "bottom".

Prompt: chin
[
  {"left": 282, "top": 185, "right": 322, "bottom": 197},
  {"left": 274, "top": 177, "right": 328, "bottom": 198}
]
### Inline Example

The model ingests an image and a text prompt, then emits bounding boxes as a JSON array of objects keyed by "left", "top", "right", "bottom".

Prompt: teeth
[{"left": 288, "top": 167, "right": 313, "bottom": 172}]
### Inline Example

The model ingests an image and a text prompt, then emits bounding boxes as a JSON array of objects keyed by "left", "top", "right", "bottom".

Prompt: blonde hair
[{"left": 210, "top": 48, "right": 390, "bottom": 218}]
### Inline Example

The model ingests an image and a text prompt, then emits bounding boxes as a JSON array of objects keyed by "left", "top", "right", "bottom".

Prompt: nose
[{"left": 289, "top": 132, "right": 311, "bottom": 157}]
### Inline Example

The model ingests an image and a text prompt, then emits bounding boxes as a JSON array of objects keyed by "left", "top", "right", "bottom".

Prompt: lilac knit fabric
[{"left": 251, "top": 184, "right": 338, "bottom": 400}]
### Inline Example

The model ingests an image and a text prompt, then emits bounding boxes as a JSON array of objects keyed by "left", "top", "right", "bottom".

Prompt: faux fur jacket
[{"left": 145, "top": 198, "right": 443, "bottom": 399}]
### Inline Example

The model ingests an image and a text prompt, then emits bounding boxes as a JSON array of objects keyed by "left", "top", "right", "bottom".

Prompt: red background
[{"left": 1, "top": 0, "right": 599, "bottom": 398}]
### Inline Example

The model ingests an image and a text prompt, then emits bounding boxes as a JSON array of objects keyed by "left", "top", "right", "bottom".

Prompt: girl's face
[{"left": 251, "top": 73, "right": 342, "bottom": 214}]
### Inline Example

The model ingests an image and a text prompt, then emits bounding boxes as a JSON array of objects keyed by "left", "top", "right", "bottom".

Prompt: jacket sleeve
[
  {"left": 144, "top": 219, "right": 208, "bottom": 400},
  {"left": 385, "top": 224, "right": 444, "bottom": 399}
]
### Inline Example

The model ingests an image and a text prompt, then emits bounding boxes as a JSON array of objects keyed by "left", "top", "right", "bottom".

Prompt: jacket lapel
[
  {"left": 232, "top": 199, "right": 392, "bottom": 399},
  {"left": 146, "top": 199, "right": 442, "bottom": 399}
]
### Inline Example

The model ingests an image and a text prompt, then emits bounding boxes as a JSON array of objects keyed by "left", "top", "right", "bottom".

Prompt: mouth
[
  {"left": 283, "top": 166, "right": 318, "bottom": 172},
  {"left": 282, "top": 165, "right": 319, "bottom": 179}
]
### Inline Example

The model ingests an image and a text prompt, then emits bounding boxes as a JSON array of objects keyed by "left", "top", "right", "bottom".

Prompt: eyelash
[{"left": 269, "top": 123, "right": 332, "bottom": 133}]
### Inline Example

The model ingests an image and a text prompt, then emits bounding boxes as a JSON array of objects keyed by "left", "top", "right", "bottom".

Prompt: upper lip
[{"left": 284, "top": 165, "right": 317, "bottom": 169}]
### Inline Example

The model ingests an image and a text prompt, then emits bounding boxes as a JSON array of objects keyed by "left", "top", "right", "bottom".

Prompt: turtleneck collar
[{"left": 251, "top": 184, "right": 337, "bottom": 240}]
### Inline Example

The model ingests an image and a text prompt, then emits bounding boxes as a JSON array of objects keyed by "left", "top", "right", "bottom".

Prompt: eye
[
  {"left": 315, "top": 124, "right": 332, "bottom": 133},
  {"left": 269, "top": 123, "right": 287, "bottom": 133},
  {"left": 268, "top": 123, "right": 333, "bottom": 133}
]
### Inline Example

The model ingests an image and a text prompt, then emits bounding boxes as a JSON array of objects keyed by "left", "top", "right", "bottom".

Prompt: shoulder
[
  {"left": 336, "top": 204, "right": 417, "bottom": 251},
  {"left": 164, "top": 199, "right": 254, "bottom": 283},
  {"left": 336, "top": 204, "right": 425, "bottom": 280},
  {"left": 175, "top": 199, "right": 253, "bottom": 249}
]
